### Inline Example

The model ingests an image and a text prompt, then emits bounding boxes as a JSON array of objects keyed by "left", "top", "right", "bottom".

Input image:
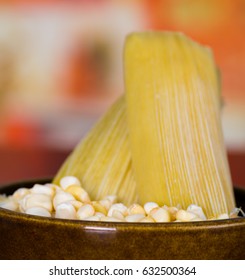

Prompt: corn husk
[
  {"left": 53, "top": 96, "right": 138, "bottom": 205},
  {"left": 124, "top": 32, "right": 235, "bottom": 217}
]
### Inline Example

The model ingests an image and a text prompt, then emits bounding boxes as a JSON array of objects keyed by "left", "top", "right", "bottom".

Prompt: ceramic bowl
[{"left": 0, "top": 179, "right": 245, "bottom": 260}]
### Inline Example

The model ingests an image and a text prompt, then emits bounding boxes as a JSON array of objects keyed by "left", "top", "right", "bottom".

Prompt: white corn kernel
[
  {"left": 0, "top": 199, "right": 19, "bottom": 211},
  {"left": 77, "top": 204, "right": 95, "bottom": 220},
  {"left": 163, "top": 206, "right": 179, "bottom": 221},
  {"left": 111, "top": 209, "right": 125, "bottom": 220},
  {"left": 169, "top": 207, "right": 179, "bottom": 220},
  {"left": 31, "top": 184, "right": 55, "bottom": 197},
  {"left": 55, "top": 202, "right": 76, "bottom": 219},
  {"left": 92, "top": 201, "right": 107, "bottom": 215},
  {"left": 100, "top": 216, "right": 123, "bottom": 222},
  {"left": 60, "top": 176, "right": 81, "bottom": 190},
  {"left": 25, "top": 207, "right": 51, "bottom": 217},
  {"left": 84, "top": 216, "right": 100, "bottom": 221},
  {"left": 19, "top": 193, "right": 52, "bottom": 212},
  {"left": 176, "top": 209, "right": 197, "bottom": 222},
  {"left": 140, "top": 216, "right": 155, "bottom": 223},
  {"left": 103, "top": 195, "right": 117, "bottom": 204},
  {"left": 70, "top": 200, "right": 83, "bottom": 210},
  {"left": 144, "top": 202, "right": 159, "bottom": 215},
  {"left": 217, "top": 213, "right": 229, "bottom": 220},
  {"left": 127, "top": 203, "right": 145, "bottom": 215},
  {"left": 95, "top": 212, "right": 106, "bottom": 218},
  {"left": 49, "top": 184, "right": 61, "bottom": 192},
  {"left": 53, "top": 190, "right": 75, "bottom": 210},
  {"left": 12, "top": 188, "right": 30, "bottom": 200},
  {"left": 65, "top": 184, "right": 90, "bottom": 203},
  {"left": 125, "top": 214, "right": 145, "bottom": 222},
  {"left": 150, "top": 207, "right": 171, "bottom": 222},
  {"left": 45, "top": 183, "right": 59, "bottom": 189},
  {"left": 1, "top": 174, "right": 236, "bottom": 222},
  {"left": 187, "top": 204, "right": 206, "bottom": 220},
  {"left": 107, "top": 203, "right": 128, "bottom": 217},
  {"left": 99, "top": 199, "right": 112, "bottom": 211}
]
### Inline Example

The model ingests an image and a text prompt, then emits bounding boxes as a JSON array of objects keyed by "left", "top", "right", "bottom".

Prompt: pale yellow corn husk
[
  {"left": 124, "top": 32, "right": 235, "bottom": 218},
  {"left": 53, "top": 96, "right": 138, "bottom": 205}
]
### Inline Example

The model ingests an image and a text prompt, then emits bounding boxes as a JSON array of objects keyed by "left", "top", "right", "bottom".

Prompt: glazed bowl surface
[{"left": 0, "top": 179, "right": 245, "bottom": 260}]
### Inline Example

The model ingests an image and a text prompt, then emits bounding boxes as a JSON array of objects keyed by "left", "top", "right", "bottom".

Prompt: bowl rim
[{"left": 0, "top": 178, "right": 245, "bottom": 230}]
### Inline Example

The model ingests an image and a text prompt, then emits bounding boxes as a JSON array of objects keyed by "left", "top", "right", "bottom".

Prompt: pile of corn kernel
[{"left": 0, "top": 176, "right": 241, "bottom": 222}]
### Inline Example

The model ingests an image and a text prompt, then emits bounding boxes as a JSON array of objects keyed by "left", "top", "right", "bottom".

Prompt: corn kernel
[
  {"left": 176, "top": 209, "right": 197, "bottom": 222},
  {"left": 95, "top": 212, "right": 106, "bottom": 218},
  {"left": 92, "top": 201, "right": 107, "bottom": 215},
  {"left": 99, "top": 199, "right": 112, "bottom": 211},
  {"left": 0, "top": 198, "right": 19, "bottom": 211},
  {"left": 77, "top": 204, "right": 95, "bottom": 220},
  {"left": 60, "top": 176, "right": 81, "bottom": 190},
  {"left": 187, "top": 204, "right": 206, "bottom": 220},
  {"left": 31, "top": 184, "right": 55, "bottom": 197},
  {"left": 55, "top": 202, "right": 76, "bottom": 219},
  {"left": 53, "top": 190, "right": 75, "bottom": 210},
  {"left": 111, "top": 209, "right": 125, "bottom": 220},
  {"left": 12, "top": 188, "right": 30, "bottom": 201},
  {"left": 140, "top": 216, "right": 155, "bottom": 223},
  {"left": 127, "top": 203, "right": 145, "bottom": 215},
  {"left": 25, "top": 207, "right": 51, "bottom": 217},
  {"left": 100, "top": 216, "right": 123, "bottom": 222},
  {"left": 19, "top": 193, "right": 52, "bottom": 212},
  {"left": 163, "top": 205, "right": 179, "bottom": 221},
  {"left": 150, "top": 207, "right": 171, "bottom": 222},
  {"left": 217, "top": 213, "right": 229, "bottom": 220},
  {"left": 84, "top": 216, "right": 100, "bottom": 221},
  {"left": 125, "top": 214, "right": 145, "bottom": 222},
  {"left": 108, "top": 203, "right": 127, "bottom": 217},
  {"left": 103, "top": 195, "right": 117, "bottom": 204},
  {"left": 65, "top": 184, "right": 90, "bottom": 203},
  {"left": 70, "top": 200, "right": 83, "bottom": 210},
  {"left": 144, "top": 202, "right": 159, "bottom": 215}
]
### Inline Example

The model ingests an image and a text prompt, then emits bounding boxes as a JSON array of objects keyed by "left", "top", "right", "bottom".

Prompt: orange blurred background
[{"left": 0, "top": 0, "right": 244, "bottom": 186}]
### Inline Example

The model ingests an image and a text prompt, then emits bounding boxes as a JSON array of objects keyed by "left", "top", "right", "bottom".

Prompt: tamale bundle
[
  {"left": 53, "top": 96, "right": 138, "bottom": 205},
  {"left": 124, "top": 32, "right": 235, "bottom": 218},
  {"left": 54, "top": 31, "right": 235, "bottom": 218}
]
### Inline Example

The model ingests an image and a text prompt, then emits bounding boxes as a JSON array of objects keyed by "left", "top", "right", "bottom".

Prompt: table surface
[{"left": 0, "top": 147, "right": 245, "bottom": 189}]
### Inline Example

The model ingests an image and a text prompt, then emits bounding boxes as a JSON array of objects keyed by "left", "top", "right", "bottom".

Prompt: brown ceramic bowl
[{"left": 0, "top": 178, "right": 245, "bottom": 260}]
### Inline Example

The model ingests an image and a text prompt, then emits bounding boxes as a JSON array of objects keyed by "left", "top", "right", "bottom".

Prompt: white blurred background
[{"left": 0, "top": 0, "right": 244, "bottom": 185}]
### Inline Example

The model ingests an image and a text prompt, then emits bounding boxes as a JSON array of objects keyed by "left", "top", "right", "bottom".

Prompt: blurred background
[{"left": 0, "top": 0, "right": 244, "bottom": 187}]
